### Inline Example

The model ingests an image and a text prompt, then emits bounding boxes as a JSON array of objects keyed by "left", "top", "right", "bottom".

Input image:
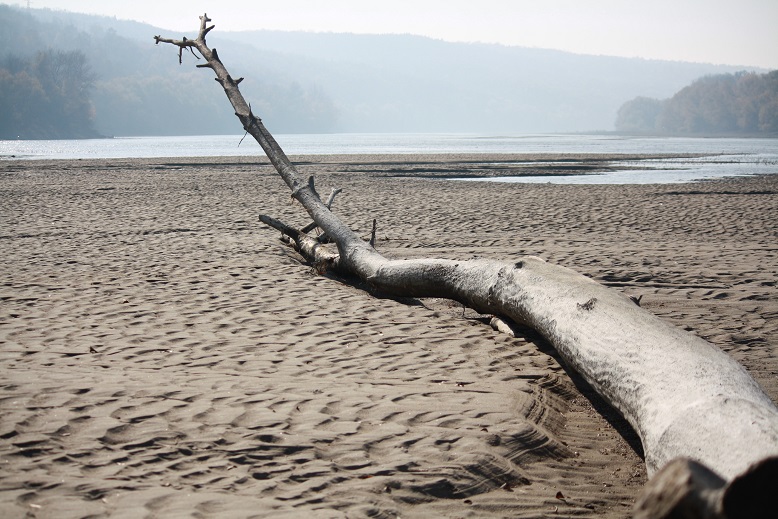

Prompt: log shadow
[
  {"left": 497, "top": 319, "right": 646, "bottom": 461},
  {"left": 294, "top": 252, "right": 645, "bottom": 459}
]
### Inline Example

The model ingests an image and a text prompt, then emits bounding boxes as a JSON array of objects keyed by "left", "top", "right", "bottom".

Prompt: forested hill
[
  {"left": 616, "top": 71, "right": 778, "bottom": 136},
  {"left": 0, "top": 5, "right": 763, "bottom": 139},
  {"left": 1, "top": 48, "right": 100, "bottom": 139}
]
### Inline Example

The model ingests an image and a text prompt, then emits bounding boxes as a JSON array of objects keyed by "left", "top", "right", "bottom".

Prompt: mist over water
[{"left": 2, "top": 133, "right": 776, "bottom": 185}]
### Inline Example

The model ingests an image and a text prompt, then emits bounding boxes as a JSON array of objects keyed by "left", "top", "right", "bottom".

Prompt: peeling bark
[{"left": 156, "top": 16, "right": 778, "bottom": 516}]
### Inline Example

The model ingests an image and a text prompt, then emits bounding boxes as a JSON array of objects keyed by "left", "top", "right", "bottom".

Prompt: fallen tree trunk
[{"left": 156, "top": 16, "right": 777, "bottom": 517}]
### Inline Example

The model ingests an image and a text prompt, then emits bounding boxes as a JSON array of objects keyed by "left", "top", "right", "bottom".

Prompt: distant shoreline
[
  {"left": 2, "top": 152, "right": 776, "bottom": 185},
  {"left": 2, "top": 133, "right": 777, "bottom": 164},
  {"left": 4, "top": 131, "right": 778, "bottom": 143}
]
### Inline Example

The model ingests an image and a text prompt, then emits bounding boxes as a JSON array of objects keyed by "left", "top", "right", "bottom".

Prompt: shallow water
[
  {"left": 458, "top": 153, "right": 778, "bottom": 184},
  {"left": 2, "top": 133, "right": 776, "bottom": 184}
]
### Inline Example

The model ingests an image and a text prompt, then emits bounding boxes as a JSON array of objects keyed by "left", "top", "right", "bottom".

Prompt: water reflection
[{"left": 456, "top": 154, "right": 777, "bottom": 184}]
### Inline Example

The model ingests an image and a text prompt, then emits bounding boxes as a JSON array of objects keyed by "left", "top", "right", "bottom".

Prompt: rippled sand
[{"left": 1, "top": 155, "right": 776, "bottom": 518}]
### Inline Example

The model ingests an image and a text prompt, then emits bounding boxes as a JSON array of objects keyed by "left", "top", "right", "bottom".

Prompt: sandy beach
[{"left": 1, "top": 154, "right": 776, "bottom": 518}]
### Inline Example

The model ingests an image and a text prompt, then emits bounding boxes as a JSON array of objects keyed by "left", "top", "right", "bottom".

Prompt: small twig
[
  {"left": 370, "top": 219, "right": 378, "bottom": 248},
  {"left": 188, "top": 47, "right": 202, "bottom": 60}
]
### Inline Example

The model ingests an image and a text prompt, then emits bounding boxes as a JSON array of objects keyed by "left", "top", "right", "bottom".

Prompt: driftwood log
[{"left": 156, "top": 16, "right": 777, "bottom": 517}]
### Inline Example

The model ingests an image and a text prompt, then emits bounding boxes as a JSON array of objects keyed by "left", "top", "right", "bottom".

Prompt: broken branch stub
[{"left": 157, "top": 16, "right": 778, "bottom": 517}]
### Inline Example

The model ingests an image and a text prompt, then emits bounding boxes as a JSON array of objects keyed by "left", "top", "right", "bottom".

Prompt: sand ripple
[{"left": 1, "top": 156, "right": 775, "bottom": 517}]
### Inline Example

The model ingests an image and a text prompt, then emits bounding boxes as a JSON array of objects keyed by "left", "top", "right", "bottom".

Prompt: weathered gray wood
[
  {"left": 635, "top": 456, "right": 777, "bottom": 519},
  {"left": 365, "top": 255, "right": 778, "bottom": 481},
  {"left": 157, "top": 16, "right": 778, "bottom": 516},
  {"left": 301, "top": 187, "right": 342, "bottom": 235},
  {"left": 634, "top": 458, "right": 727, "bottom": 519}
]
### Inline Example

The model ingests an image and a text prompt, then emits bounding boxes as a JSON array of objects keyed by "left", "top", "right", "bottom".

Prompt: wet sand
[{"left": 1, "top": 155, "right": 776, "bottom": 518}]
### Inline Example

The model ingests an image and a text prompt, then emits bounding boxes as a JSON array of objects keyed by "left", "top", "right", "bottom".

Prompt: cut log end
[{"left": 634, "top": 456, "right": 777, "bottom": 519}]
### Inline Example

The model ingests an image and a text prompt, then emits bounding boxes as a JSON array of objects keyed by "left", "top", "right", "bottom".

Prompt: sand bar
[{"left": 1, "top": 155, "right": 776, "bottom": 517}]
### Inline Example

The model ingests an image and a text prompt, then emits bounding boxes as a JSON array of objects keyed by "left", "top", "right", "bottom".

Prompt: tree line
[
  {"left": 2, "top": 5, "right": 767, "bottom": 139},
  {"left": 0, "top": 4, "right": 752, "bottom": 137},
  {"left": 0, "top": 49, "right": 100, "bottom": 139},
  {"left": 0, "top": 5, "right": 339, "bottom": 139},
  {"left": 616, "top": 70, "right": 778, "bottom": 135}
]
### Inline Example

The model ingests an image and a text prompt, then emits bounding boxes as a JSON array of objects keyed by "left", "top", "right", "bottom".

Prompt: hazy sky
[{"left": 12, "top": 0, "right": 778, "bottom": 68}]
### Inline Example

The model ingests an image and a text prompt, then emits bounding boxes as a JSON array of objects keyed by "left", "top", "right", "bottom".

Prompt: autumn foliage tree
[
  {"left": 616, "top": 70, "right": 778, "bottom": 135},
  {"left": 614, "top": 97, "right": 663, "bottom": 134}
]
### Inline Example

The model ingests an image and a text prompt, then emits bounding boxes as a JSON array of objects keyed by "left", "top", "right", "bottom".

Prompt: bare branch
[
  {"left": 369, "top": 219, "right": 377, "bottom": 248},
  {"left": 301, "top": 188, "right": 343, "bottom": 235},
  {"left": 197, "top": 14, "right": 212, "bottom": 40}
]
